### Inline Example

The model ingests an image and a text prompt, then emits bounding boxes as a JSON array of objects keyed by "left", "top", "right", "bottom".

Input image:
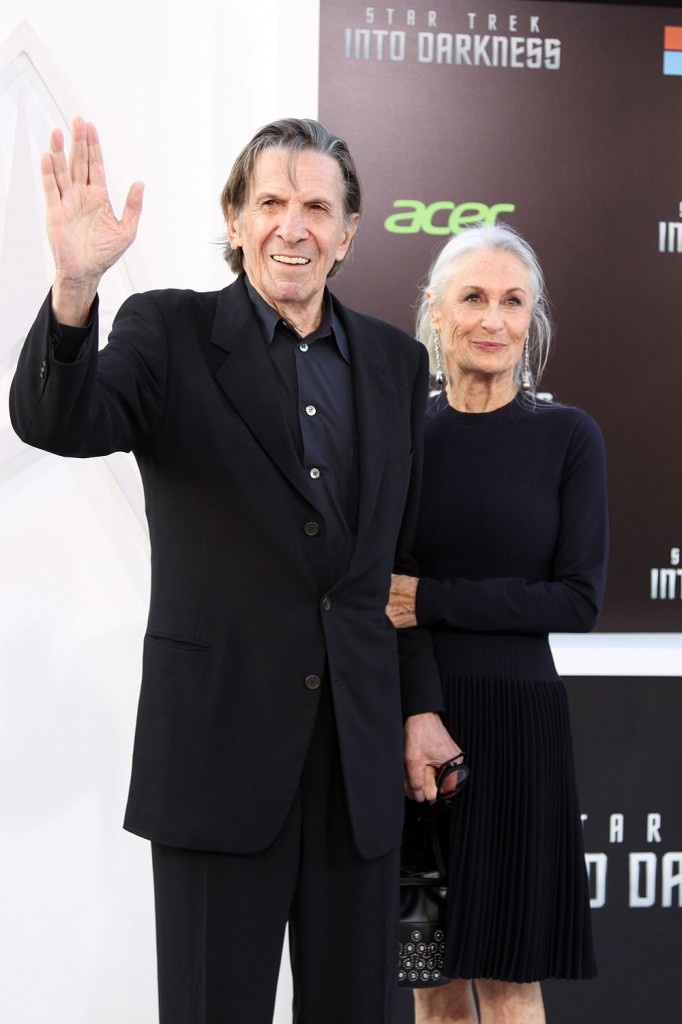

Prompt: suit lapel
[
  {"left": 209, "top": 282, "right": 398, "bottom": 564},
  {"left": 209, "top": 280, "right": 319, "bottom": 507}
]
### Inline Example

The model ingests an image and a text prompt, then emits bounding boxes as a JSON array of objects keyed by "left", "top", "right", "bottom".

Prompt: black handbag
[{"left": 398, "top": 754, "right": 469, "bottom": 988}]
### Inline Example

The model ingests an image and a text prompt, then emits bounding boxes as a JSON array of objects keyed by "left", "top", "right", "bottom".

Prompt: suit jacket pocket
[{"left": 145, "top": 630, "right": 211, "bottom": 652}]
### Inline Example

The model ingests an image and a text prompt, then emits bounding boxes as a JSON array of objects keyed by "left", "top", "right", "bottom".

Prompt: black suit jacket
[{"left": 10, "top": 277, "right": 443, "bottom": 859}]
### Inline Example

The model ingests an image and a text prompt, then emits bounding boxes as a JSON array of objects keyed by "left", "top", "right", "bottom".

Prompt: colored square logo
[{"left": 663, "top": 26, "right": 682, "bottom": 75}]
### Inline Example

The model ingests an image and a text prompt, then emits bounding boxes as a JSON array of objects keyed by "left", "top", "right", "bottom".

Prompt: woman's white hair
[{"left": 415, "top": 222, "right": 553, "bottom": 395}]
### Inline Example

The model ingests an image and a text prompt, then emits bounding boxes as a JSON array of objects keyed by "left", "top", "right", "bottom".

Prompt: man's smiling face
[{"left": 226, "top": 147, "right": 358, "bottom": 323}]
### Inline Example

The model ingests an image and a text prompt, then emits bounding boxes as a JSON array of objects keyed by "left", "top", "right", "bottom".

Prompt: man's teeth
[{"left": 272, "top": 255, "right": 310, "bottom": 265}]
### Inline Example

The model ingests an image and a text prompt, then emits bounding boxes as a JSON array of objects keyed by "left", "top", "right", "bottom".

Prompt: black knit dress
[{"left": 414, "top": 393, "right": 608, "bottom": 982}]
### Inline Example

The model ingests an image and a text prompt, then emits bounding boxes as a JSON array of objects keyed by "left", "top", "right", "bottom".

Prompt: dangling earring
[
  {"left": 432, "top": 329, "right": 446, "bottom": 387},
  {"left": 521, "top": 337, "right": 531, "bottom": 391}
]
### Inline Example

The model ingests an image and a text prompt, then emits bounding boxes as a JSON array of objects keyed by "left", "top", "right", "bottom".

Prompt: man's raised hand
[{"left": 43, "top": 117, "right": 144, "bottom": 325}]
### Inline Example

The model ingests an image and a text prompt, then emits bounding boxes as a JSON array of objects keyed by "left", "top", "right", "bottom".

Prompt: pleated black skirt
[{"left": 434, "top": 632, "right": 596, "bottom": 983}]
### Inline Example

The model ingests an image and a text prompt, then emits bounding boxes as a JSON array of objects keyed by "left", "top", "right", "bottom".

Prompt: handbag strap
[{"left": 426, "top": 818, "right": 448, "bottom": 882}]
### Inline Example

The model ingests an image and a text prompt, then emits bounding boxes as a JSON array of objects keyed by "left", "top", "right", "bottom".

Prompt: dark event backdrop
[
  {"left": 318, "top": 3, "right": 682, "bottom": 1022},
  {"left": 318, "top": 0, "right": 682, "bottom": 632}
]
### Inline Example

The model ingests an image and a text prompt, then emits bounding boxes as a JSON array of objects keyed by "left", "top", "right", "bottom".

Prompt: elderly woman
[{"left": 387, "top": 224, "right": 608, "bottom": 1023}]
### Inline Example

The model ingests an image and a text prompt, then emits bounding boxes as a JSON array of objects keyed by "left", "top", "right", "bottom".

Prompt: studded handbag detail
[{"left": 398, "top": 753, "right": 469, "bottom": 988}]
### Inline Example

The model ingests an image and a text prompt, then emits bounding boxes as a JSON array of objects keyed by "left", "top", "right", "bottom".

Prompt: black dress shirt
[{"left": 245, "top": 276, "right": 359, "bottom": 582}]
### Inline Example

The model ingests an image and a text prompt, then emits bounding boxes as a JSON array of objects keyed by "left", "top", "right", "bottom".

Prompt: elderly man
[{"left": 10, "top": 116, "right": 459, "bottom": 1023}]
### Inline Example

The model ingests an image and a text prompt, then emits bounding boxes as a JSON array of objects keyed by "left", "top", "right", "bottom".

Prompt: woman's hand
[
  {"left": 404, "top": 712, "right": 462, "bottom": 802},
  {"left": 386, "top": 573, "right": 419, "bottom": 629}
]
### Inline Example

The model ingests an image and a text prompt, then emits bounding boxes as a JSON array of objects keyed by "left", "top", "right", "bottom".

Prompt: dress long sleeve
[{"left": 414, "top": 398, "right": 608, "bottom": 636}]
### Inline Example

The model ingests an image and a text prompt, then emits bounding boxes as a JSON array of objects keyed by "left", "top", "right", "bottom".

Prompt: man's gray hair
[{"left": 220, "top": 118, "right": 362, "bottom": 277}]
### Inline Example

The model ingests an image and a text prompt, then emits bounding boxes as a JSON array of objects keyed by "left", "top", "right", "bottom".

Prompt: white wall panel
[{"left": 1, "top": 2, "right": 319, "bottom": 1019}]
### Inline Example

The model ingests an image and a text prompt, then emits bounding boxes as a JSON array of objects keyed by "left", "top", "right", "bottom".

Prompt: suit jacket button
[
  {"left": 304, "top": 521, "right": 320, "bottom": 536},
  {"left": 321, "top": 596, "right": 331, "bottom": 612},
  {"left": 39, "top": 360, "right": 47, "bottom": 379},
  {"left": 305, "top": 675, "right": 321, "bottom": 690}
]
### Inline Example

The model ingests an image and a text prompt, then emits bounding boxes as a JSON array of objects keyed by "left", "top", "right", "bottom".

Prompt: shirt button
[
  {"left": 321, "top": 596, "right": 331, "bottom": 612},
  {"left": 305, "top": 405, "right": 316, "bottom": 416},
  {"left": 310, "top": 468, "right": 320, "bottom": 479},
  {"left": 305, "top": 674, "right": 321, "bottom": 690},
  {"left": 299, "top": 342, "right": 309, "bottom": 352},
  {"left": 303, "top": 521, "right": 320, "bottom": 536}
]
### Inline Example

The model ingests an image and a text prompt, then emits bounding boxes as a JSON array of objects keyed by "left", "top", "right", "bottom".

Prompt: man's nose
[{"left": 277, "top": 204, "right": 307, "bottom": 242}]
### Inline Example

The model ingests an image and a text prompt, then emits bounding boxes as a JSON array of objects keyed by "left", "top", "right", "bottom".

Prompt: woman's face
[{"left": 430, "top": 249, "right": 534, "bottom": 386}]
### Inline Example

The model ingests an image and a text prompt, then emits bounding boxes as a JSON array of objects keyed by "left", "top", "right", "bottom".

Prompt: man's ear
[
  {"left": 334, "top": 212, "right": 360, "bottom": 263},
  {"left": 225, "top": 207, "right": 243, "bottom": 251}
]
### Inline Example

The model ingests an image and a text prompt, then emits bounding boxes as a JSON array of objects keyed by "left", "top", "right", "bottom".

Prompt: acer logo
[{"left": 384, "top": 200, "right": 516, "bottom": 235}]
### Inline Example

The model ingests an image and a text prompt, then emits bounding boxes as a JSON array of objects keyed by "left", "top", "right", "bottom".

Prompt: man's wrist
[{"left": 51, "top": 276, "right": 100, "bottom": 327}]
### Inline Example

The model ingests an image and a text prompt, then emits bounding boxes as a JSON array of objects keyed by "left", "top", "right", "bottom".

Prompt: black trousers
[{"left": 151, "top": 683, "right": 400, "bottom": 1023}]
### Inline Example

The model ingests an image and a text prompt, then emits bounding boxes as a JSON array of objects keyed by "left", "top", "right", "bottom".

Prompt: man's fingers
[
  {"left": 49, "top": 129, "right": 73, "bottom": 199},
  {"left": 121, "top": 182, "right": 145, "bottom": 241},
  {"left": 85, "top": 121, "right": 107, "bottom": 188},
  {"left": 49, "top": 127, "right": 65, "bottom": 155},
  {"left": 68, "top": 116, "right": 89, "bottom": 187},
  {"left": 40, "top": 152, "right": 60, "bottom": 204},
  {"left": 124, "top": 181, "right": 145, "bottom": 215}
]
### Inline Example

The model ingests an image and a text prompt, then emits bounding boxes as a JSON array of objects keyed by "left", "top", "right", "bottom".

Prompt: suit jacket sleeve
[
  {"left": 9, "top": 290, "right": 167, "bottom": 456},
  {"left": 394, "top": 344, "right": 445, "bottom": 718}
]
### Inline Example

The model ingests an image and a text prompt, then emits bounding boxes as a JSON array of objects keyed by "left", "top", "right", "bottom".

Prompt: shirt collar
[{"left": 243, "top": 274, "right": 349, "bottom": 363}]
